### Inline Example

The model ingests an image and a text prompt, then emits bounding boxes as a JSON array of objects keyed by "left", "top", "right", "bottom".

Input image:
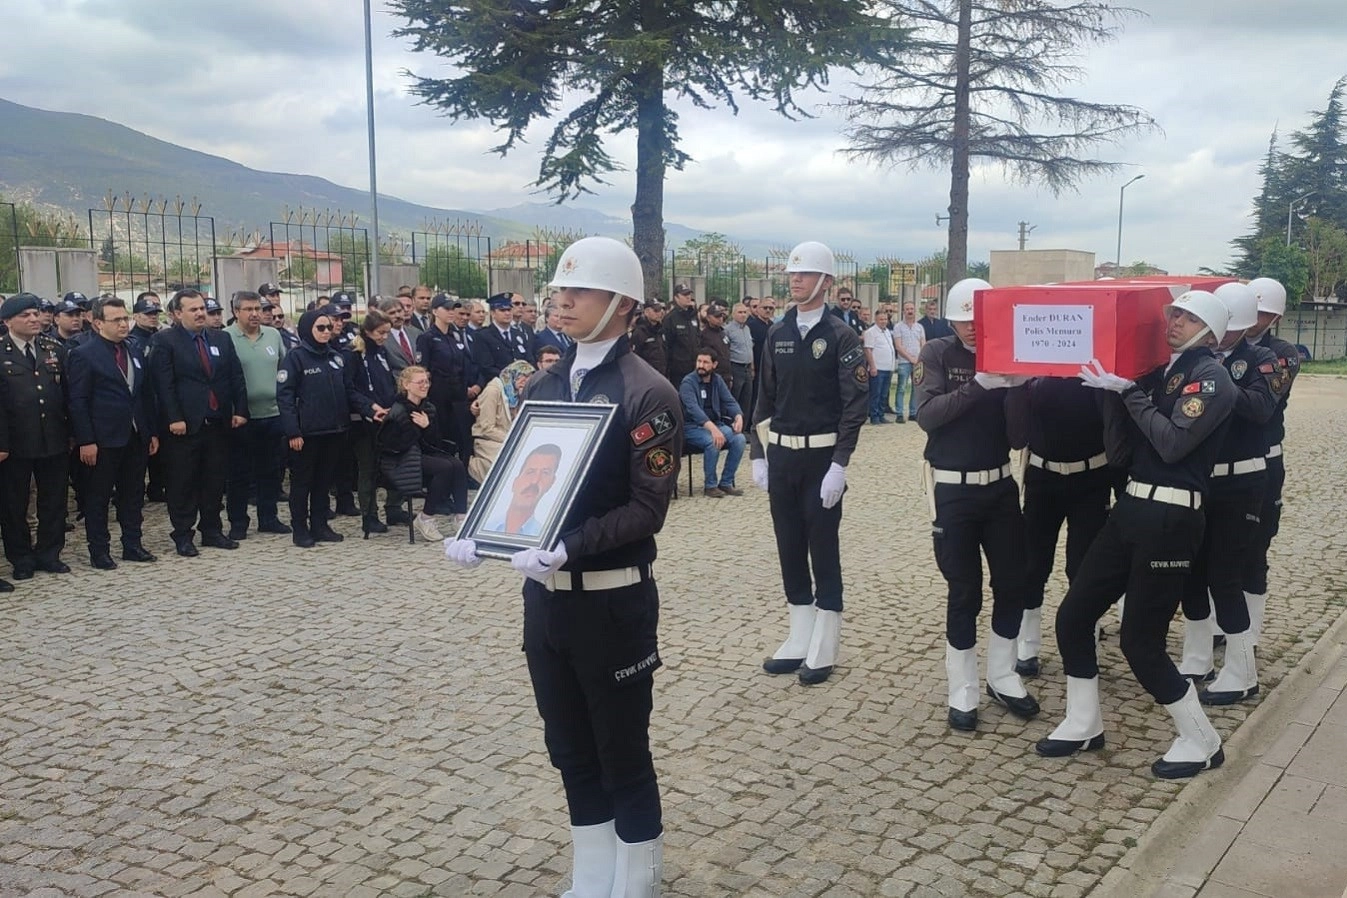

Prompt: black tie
[{"left": 24, "top": 343, "right": 35, "bottom": 370}]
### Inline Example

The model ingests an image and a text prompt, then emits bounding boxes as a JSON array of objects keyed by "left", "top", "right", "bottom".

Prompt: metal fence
[
  {"left": 266, "top": 208, "right": 371, "bottom": 311},
  {"left": 0, "top": 202, "right": 18, "bottom": 293},
  {"left": 409, "top": 220, "right": 493, "bottom": 298},
  {"left": 87, "top": 193, "right": 216, "bottom": 298}
]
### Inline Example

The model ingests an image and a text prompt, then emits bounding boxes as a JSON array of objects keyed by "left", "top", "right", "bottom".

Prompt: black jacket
[
  {"left": 472, "top": 325, "right": 517, "bottom": 386},
  {"left": 379, "top": 398, "right": 443, "bottom": 455},
  {"left": 353, "top": 344, "right": 399, "bottom": 411},
  {"left": 67, "top": 336, "right": 156, "bottom": 449},
  {"left": 0, "top": 333, "right": 68, "bottom": 458},
  {"left": 148, "top": 323, "right": 248, "bottom": 434},
  {"left": 276, "top": 311, "right": 375, "bottom": 438}
]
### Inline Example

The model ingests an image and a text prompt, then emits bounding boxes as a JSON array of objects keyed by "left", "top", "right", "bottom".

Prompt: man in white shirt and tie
[{"left": 379, "top": 297, "right": 419, "bottom": 372}]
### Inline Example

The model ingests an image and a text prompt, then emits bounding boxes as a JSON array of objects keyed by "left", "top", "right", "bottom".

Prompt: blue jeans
[
  {"left": 895, "top": 362, "right": 916, "bottom": 420},
  {"left": 683, "top": 423, "right": 745, "bottom": 488},
  {"left": 868, "top": 369, "right": 893, "bottom": 422}
]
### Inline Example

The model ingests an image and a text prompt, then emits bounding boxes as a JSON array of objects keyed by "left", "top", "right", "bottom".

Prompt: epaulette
[{"left": 36, "top": 334, "right": 60, "bottom": 349}]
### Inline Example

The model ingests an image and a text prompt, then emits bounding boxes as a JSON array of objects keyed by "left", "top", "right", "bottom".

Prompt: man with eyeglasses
[
  {"left": 747, "top": 296, "right": 776, "bottom": 416},
  {"left": 474, "top": 293, "right": 529, "bottom": 386},
  {"left": 67, "top": 297, "right": 160, "bottom": 569}
]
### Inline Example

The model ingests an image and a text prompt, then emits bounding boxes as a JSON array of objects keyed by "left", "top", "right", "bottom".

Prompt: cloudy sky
[{"left": 4, "top": 0, "right": 1346, "bottom": 271}]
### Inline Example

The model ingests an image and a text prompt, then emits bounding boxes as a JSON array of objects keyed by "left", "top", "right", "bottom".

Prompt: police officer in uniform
[
  {"left": 914, "top": 278, "right": 1038, "bottom": 730},
  {"left": 1173, "top": 282, "right": 1277, "bottom": 704},
  {"left": 1006, "top": 375, "right": 1111, "bottom": 676},
  {"left": 416, "top": 295, "right": 480, "bottom": 467},
  {"left": 446, "top": 237, "right": 682, "bottom": 897},
  {"left": 0, "top": 293, "right": 71, "bottom": 582},
  {"left": 662, "top": 283, "right": 700, "bottom": 386},
  {"left": 126, "top": 293, "right": 163, "bottom": 354},
  {"left": 750, "top": 241, "right": 868, "bottom": 686},
  {"left": 473, "top": 293, "right": 525, "bottom": 384},
  {"left": 1036, "top": 290, "right": 1235, "bottom": 779},
  {"left": 630, "top": 299, "right": 667, "bottom": 377},
  {"left": 1241, "top": 277, "right": 1298, "bottom": 649}
]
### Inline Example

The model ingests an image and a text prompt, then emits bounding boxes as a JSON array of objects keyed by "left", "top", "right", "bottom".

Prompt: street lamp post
[
  {"left": 1287, "top": 191, "right": 1315, "bottom": 246},
  {"left": 363, "top": 0, "right": 382, "bottom": 299},
  {"left": 1115, "top": 174, "right": 1145, "bottom": 272}
]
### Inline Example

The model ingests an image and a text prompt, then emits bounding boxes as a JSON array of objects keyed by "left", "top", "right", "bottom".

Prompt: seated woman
[
  {"left": 379, "top": 366, "right": 470, "bottom": 542},
  {"left": 469, "top": 359, "right": 535, "bottom": 484}
]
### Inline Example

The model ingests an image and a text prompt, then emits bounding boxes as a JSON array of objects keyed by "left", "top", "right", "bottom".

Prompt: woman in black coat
[
  {"left": 379, "top": 365, "right": 469, "bottom": 543},
  {"left": 351, "top": 310, "right": 399, "bottom": 535},
  {"left": 276, "top": 308, "right": 381, "bottom": 547}
]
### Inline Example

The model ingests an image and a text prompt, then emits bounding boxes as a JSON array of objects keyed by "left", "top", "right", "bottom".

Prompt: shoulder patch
[
  {"left": 644, "top": 446, "right": 675, "bottom": 477},
  {"left": 1257, "top": 362, "right": 1275, "bottom": 374},
  {"left": 913, "top": 361, "right": 925, "bottom": 386},
  {"left": 1180, "top": 396, "right": 1205, "bottom": 418},
  {"left": 276, "top": 368, "right": 288, "bottom": 383},
  {"left": 1166, "top": 373, "right": 1184, "bottom": 394},
  {"left": 853, "top": 364, "right": 869, "bottom": 384},
  {"left": 1230, "top": 359, "right": 1247, "bottom": 379},
  {"left": 1181, "top": 380, "right": 1215, "bottom": 395},
  {"left": 839, "top": 345, "right": 864, "bottom": 368}
]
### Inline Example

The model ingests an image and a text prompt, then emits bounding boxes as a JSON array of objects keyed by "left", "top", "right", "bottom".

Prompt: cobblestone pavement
[{"left": 2, "top": 377, "right": 1346, "bottom": 898}]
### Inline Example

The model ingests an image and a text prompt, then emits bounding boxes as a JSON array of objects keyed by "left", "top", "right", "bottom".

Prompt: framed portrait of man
[{"left": 458, "top": 400, "right": 618, "bottom": 559}]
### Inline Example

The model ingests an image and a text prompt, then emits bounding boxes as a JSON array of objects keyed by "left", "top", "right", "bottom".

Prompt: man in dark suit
[
  {"left": 408, "top": 284, "right": 433, "bottom": 333},
  {"left": 472, "top": 293, "right": 525, "bottom": 385},
  {"left": 67, "top": 297, "right": 159, "bottom": 569},
  {"left": 378, "top": 297, "right": 417, "bottom": 373},
  {"left": 0, "top": 293, "right": 70, "bottom": 584},
  {"left": 149, "top": 289, "right": 249, "bottom": 556}
]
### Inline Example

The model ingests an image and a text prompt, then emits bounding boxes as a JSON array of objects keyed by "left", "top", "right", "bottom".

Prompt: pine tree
[{"left": 1231, "top": 129, "right": 1289, "bottom": 277}]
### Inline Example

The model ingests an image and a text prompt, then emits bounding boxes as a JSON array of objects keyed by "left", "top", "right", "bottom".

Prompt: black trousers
[
  {"left": 1243, "top": 455, "right": 1285, "bottom": 595},
  {"left": 932, "top": 477, "right": 1027, "bottom": 648},
  {"left": 767, "top": 444, "right": 843, "bottom": 612},
  {"left": 450, "top": 400, "right": 474, "bottom": 467},
  {"left": 332, "top": 428, "right": 357, "bottom": 505},
  {"left": 730, "top": 363, "right": 752, "bottom": 420},
  {"left": 0, "top": 452, "right": 67, "bottom": 571},
  {"left": 226, "top": 415, "right": 285, "bottom": 529},
  {"left": 1022, "top": 466, "right": 1112, "bottom": 610},
  {"left": 1055, "top": 496, "right": 1205, "bottom": 705},
  {"left": 289, "top": 432, "right": 342, "bottom": 533},
  {"left": 1181, "top": 478, "right": 1264, "bottom": 635},
  {"left": 83, "top": 434, "right": 150, "bottom": 555},
  {"left": 421, "top": 453, "right": 468, "bottom": 515},
  {"left": 523, "top": 576, "right": 662, "bottom": 843},
  {"left": 161, "top": 422, "right": 230, "bottom": 543}
]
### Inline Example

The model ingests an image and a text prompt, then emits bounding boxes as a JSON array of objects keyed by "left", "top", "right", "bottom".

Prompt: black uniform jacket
[
  {"left": 277, "top": 328, "right": 375, "bottom": 438},
  {"left": 0, "top": 333, "right": 68, "bottom": 458}
]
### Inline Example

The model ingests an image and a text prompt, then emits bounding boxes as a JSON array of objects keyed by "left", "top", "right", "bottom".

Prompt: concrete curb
[{"left": 1089, "top": 601, "right": 1347, "bottom": 898}]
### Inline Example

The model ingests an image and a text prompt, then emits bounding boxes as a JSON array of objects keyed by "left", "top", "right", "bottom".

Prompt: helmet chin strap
[
  {"left": 798, "top": 274, "right": 829, "bottom": 309},
  {"left": 579, "top": 292, "right": 625, "bottom": 343},
  {"left": 1175, "top": 325, "right": 1211, "bottom": 353}
]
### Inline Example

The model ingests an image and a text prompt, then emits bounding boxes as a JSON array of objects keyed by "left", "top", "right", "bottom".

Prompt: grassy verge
[{"left": 1299, "top": 359, "right": 1347, "bottom": 375}]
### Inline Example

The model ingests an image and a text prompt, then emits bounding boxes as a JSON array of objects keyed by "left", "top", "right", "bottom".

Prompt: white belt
[
  {"left": 768, "top": 431, "right": 838, "bottom": 450},
  {"left": 1266, "top": 443, "right": 1283, "bottom": 459},
  {"left": 545, "top": 566, "right": 647, "bottom": 593},
  {"left": 1125, "top": 480, "right": 1202, "bottom": 510},
  {"left": 1211, "top": 458, "right": 1267, "bottom": 477},
  {"left": 932, "top": 463, "right": 1013, "bottom": 486},
  {"left": 1028, "top": 451, "right": 1109, "bottom": 476}
]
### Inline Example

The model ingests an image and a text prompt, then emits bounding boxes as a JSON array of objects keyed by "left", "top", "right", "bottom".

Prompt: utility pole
[{"left": 1017, "top": 221, "right": 1037, "bottom": 251}]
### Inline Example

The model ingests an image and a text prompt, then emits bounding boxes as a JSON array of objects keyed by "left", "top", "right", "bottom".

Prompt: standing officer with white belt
[
  {"left": 749, "top": 241, "right": 868, "bottom": 687},
  {"left": 1037, "top": 290, "right": 1235, "bottom": 779},
  {"left": 914, "top": 277, "right": 1038, "bottom": 731},
  {"left": 1005, "top": 377, "right": 1111, "bottom": 677},
  {"left": 445, "top": 237, "right": 681, "bottom": 898},
  {"left": 1241, "top": 277, "right": 1298, "bottom": 650}
]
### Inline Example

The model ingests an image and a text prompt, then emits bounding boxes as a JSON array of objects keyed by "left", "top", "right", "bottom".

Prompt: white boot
[
  {"left": 610, "top": 834, "right": 662, "bottom": 898},
  {"left": 986, "top": 633, "right": 1040, "bottom": 718},
  {"left": 798, "top": 610, "right": 841, "bottom": 685},
  {"left": 1016, "top": 608, "right": 1042, "bottom": 675},
  {"left": 762, "top": 604, "right": 816, "bottom": 674},
  {"left": 1153, "top": 682, "right": 1224, "bottom": 779},
  {"left": 1178, "top": 616, "right": 1215, "bottom": 682},
  {"left": 1036, "top": 676, "right": 1105, "bottom": 756},
  {"left": 946, "top": 643, "right": 979, "bottom": 730},
  {"left": 560, "top": 821, "right": 616, "bottom": 898},
  {"left": 1201, "top": 632, "right": 1259, "bottom": 705},
  {"left": 1209, "top": 596, "right": 1225, "bottom": 639},
  {"left": 1245, "top": 591, "right": 1267, "bottom": 647}
]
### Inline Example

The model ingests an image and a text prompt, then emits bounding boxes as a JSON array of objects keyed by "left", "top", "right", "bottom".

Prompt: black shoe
[
  {"left": 227, "top": 524, "right": 248, "bottom": 541},
  {"left": 1183, "top": 670, "right": 1216, "bottom": 685},
  {"left": 948, "top": 707, "right": 978, "bottom": 731},
  {"left": 362, "top": 515, "right": 388, "bottom": 534},
  {"left": 762, "top": 656, "right": 804, "bottom": 674},
  {"left": 121, "top": 545, "right": 157, "bottom": 563},
  {"left": 1016, "top": 656, "right": 1041, "bottom": 677},
  {"left": 1152, "top": 747, "right": 1224, "bottom": 780},
  {"left": 36, "top": 560, "right": 71, "bottom": 574},
  {"left": 257, "top": 519, "right": 292, "bottom": 534},
  {"left": 200, "top": 533, "right": 239, "bottom": 550},
  {"left": 1035, "top": 733, "right": 1105, "bottom": 757},
  {"left": 292, "top": 531, "right": 316, "bottom": 548},
  {"left": 312, "top": 526, "right": 344, "bottom": 543},
  {"left": 798, "top": 664, "right": 834, "bottom": 686},
  {"left": 385, "top": 509, "right": 411, "bottom": 526},
  {"left": 1199, "top": 685, "right": 1259, "bottom": 706},
  {"left": 175, "top": 542, "right": 200, "bottom": 558},
  {"left": 90, "top": 553, "right": 118, "bottom": 571},
  {"left": 13, "top": 567, "right": 34, "bottom": 581},
  {"left": 986, "top": 683, "right": 1041, "bottom": 719},
  {"left": 0, "top": 579, "right": 11, "bottom": 592},
  {"left": 334, "top": 498, "right": 360, "bottom": 517}
]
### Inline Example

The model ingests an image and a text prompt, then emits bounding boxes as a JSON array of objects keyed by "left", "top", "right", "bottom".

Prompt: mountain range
[{"left": 0, "top": 97, "right": 766, "bottom": 254}]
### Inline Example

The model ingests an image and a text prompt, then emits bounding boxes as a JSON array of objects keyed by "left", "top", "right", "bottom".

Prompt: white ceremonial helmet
[
  {"left": 1164, "top": 290, "right": 1229, "bottom": 349},
  {"left": 1213, "top": 282, "right": 1258, "bottom": 332},
  {"left": 784, "top": 241, "right": 835, "bottom": 277},
  {"left": 945, "top": 278, "right": 992, "bottom": 322},
  {"left": 1247, "top": 277, "right": 1287, "bottom": 317},
  {"left": 549, "top": 237, "right": 644, "bottom": 342}
]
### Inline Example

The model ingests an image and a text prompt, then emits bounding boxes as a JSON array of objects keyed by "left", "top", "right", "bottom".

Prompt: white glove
[
  {"left": 444, "top": 537, "right": 483, "bottom": 569},
  {"left": 510, "top": 544, "right": 569, "bottom": 584},
  {"left": 1078, "top": 358, "right": 1135, "bottom": 393},
  {"left": 973, "top": 372, "right": 1026, "bottom": 390},
  {"left": 819, "top": 462, "right": 846, "bottom": 509},
  {"left": 752, "top": 458, "right": 769, "bottom": 491}
]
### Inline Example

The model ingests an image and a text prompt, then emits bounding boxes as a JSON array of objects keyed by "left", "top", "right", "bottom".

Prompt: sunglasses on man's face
[{"left": 314, "top": 324, "right": 334, "bottom": 332}]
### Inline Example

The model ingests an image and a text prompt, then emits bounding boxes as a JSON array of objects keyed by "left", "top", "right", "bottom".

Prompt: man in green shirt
[{"left": 224, "top": 290, "right": 291, "bottom": 539}]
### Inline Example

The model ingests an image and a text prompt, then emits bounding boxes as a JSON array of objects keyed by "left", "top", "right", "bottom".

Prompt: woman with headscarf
[
  {"left": 276, "top": 307, "right": 382, "bottom": 548},
  {"left": 380, "top": 365, "right": 470, "bottom": 542},
  {"left": 469, "top": 359, "right": 535, "bottom": 484}
]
